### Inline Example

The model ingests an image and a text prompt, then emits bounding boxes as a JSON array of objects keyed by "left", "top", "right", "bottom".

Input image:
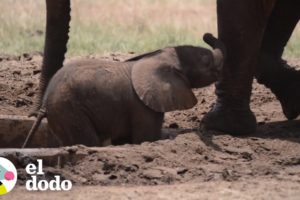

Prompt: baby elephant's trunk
[{"left": 203, "top": 33, "right": 226, "bottom": 70}]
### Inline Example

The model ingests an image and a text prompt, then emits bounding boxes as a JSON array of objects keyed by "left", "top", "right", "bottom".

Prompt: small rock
[
  {"left": 177, "top": 168, "right": 188, "bottom": 175},
  {"left": 22, "top": 72, "right": 31, "bottom": 76},
  {"left": 142, "top": 169, "right": 163, "bottom": 179},
  {"left": 65, "top": 146, "right": 78, "bottom": 154},
  {"left": 143, "top": 155, "right": 154, "bottom": 163},
  {"left": 33, "top": 69, "right": 41, "bottom": 75},
  {"left": 26, "top": 91, "right": 35, "bottom": 97},
  {"left": 15, "top": 99, "right": 27, "bottom": 107},
  {"left": 25, "top": 81, "right": 34, "bottom": 88},
  {"left": 241, "top": 152, "right": 252, "bottom": 161},
  {"left": 87, "top": 149, "right": 98, "bottom": 155},
  {"left": 169, "top": 123, "right": 179, "bottom": 129},
  {"left": 92, "top": 174, "right": 107, "bottom": 182},
  {"left": 108, "top": 175, "right": 118, "bottom": 180},
  {"left": 195, "top": 148, "right": 203, "bottom": 154},
  {"left": 22, "top": 53, "right": 32, "bottom": 61},
  {"left": 124, "top": 165, "right": 139, "bottom": 172},
  {"left": 12, "top": 70, "right": 21, "bottom": 75},
  {"left": 222, "top": 169, "right": 239, "bottom": 181},
  {"left": 190, "top": 116, "right": 198, "bottom": 121},
  {"left": 170, "top": 149, "right": 177, "bottom": 153}
]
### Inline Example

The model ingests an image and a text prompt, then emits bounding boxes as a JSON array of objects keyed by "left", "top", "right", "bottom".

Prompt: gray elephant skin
[
  {"left": 202, "top": 0, "right": 300, "bottom": 134},
  {"left": 23, "top": 34, "right": 225, "bottom": 147}
]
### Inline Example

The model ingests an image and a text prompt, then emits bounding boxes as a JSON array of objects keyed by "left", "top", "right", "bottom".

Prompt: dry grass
[{"left": 0, "top": 0, "right": 299, "bottom": 58}]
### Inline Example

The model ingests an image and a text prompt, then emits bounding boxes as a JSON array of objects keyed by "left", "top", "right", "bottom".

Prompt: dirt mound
[{"left": 13, "top": 127, "right": 300, "bottom": 186}]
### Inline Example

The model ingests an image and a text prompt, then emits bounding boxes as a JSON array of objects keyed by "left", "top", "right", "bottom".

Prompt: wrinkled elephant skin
[{"left": 202, "top": 0, "right": 300, "bottom": 135}]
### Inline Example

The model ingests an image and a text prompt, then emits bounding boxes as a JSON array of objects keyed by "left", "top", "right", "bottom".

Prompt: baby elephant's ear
[{"left": 131, "top": 59, "right": 197, "bottom": 113}]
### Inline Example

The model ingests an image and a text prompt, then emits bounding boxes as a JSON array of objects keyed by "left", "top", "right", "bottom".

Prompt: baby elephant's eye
[{"left": 201, "top": 55, "right": 211, "bottom": 66}]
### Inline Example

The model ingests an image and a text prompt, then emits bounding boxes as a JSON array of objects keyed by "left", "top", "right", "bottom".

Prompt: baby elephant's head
[
  {"left": 175, "top": 33, "right": 225, "bottom": 88},
  {"left": 130, "top": 34, "right": 225, "bottom": 113}
]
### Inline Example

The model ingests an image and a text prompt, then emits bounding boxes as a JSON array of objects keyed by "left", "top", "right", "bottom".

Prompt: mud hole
[{"left": 1, "top": 53, "right": 300, "bottom": 199}]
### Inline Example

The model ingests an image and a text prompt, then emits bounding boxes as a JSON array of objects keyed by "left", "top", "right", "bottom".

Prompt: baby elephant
[{"left": 23, "top": 33, "right": 225, "bottom": 147}]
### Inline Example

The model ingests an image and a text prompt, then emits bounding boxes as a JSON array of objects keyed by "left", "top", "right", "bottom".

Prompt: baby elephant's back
[{"left": 47, "top": 59, "right": 133, "bottom": 103}]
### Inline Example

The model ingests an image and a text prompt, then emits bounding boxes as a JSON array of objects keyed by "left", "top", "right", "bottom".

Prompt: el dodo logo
[
  {"left": 26, "top": 159, "right": 72, "bottom": 191},
  {"left": 0, "top": 157, "right": 17, "bottom": 195}
]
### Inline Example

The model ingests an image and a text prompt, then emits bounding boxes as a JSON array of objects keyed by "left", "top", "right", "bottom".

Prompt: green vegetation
[{"left": 0, "top": 0, "right": 299, "bottom": 58}]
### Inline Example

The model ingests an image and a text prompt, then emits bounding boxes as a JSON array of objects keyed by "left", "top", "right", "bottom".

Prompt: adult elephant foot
[
  {"left": 256, "top": 54, "right": 300, "bottom": 120},
  {"left": 207, "top": 0, "right": 275, "bottom": 135},
  {"left": 201, "top": 99, "right": 257, "bottom": 135}
]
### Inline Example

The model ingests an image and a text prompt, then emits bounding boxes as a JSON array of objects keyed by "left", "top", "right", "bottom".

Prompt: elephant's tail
[
  {"left": 22, "top": 108, "right": 47, "bottom": 148},
  {"left": 203, "top": 33, "right": 226, "bottom": 59}
]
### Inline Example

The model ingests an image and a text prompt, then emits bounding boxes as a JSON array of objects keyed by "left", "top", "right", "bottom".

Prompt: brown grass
[{"left": 0, "top": 0, "right": 299, "bottom": 58}]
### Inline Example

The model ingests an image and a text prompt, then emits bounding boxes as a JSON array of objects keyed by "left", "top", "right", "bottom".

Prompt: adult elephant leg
[
  {"left": 202, "top": 0, "right": 275, "bottom": 134},
  {"left": 256, "top": 0, "right": 300, "bottom": 120},
  {"left": 31, "top": 0, "right": 71, "bottom": 115}
]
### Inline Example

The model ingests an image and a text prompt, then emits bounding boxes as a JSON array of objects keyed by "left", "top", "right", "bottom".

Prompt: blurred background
[{"left": 0, "top": 0, "right": 299, "bottom": 57}]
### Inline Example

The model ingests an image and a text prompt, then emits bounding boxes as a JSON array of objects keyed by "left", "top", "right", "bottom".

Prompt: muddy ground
[{"left": 1, "top": 53, "right": 300, "bottom": 199}]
